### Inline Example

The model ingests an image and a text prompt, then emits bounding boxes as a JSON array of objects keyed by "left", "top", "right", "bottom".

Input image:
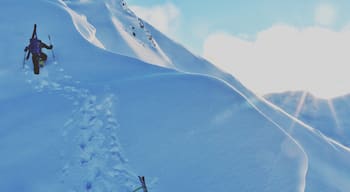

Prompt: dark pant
[
  {"left": 32, "top": 53, "right": 47, "bottom": 65},
  {"left": 31, "top": 53, "right": 47, "bottom": 74}
]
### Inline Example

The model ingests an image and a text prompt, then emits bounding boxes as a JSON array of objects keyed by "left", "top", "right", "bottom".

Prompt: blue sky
[
  {"left": 128, "top": 0, "right": 350, "bottom": 98},
  {"left": 128, "top": 0, "right": 350, "bottom": 53}
]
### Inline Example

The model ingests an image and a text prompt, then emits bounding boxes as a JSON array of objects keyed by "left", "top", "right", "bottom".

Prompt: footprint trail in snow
[{"left": 23, "top": 64, "right": 138, "bottom": 191}]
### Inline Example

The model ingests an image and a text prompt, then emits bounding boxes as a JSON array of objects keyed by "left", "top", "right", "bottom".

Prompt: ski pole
[
  {"left": 138, "top": 176, "right": 148, "bottom": 192},
  {"left": 48, "top": 35, "right": 56, "bottom": 60},
  {"left": 22, "top": 50, "right": 27, "bottom": 69},
  {"left": 132, "top": 186, "right": 143, "bottom": 192}
]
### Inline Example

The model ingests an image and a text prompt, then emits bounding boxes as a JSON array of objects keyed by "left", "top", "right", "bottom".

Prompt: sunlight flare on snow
[{"left": 203, "top": 25, "right": 350, "bottom": 99}]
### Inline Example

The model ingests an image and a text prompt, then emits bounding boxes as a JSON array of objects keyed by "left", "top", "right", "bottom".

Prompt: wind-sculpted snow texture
[{"left": 0, "top": 0, "right": 350, "bottom": 191}]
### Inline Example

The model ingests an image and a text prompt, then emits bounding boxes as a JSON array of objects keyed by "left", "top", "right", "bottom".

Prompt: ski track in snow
[{"left": 23, "top": 64, "right": 138, "bottom": 191}]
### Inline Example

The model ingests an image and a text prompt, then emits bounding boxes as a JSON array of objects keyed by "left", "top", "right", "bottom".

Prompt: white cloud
[
  {"left": 130, "top": 3, "right": 180, "bottom": 37},
  {"left": 315, "top": 4, "right": 337, "bottom": 26},
  {"left": 203, "top": 25, "right": 350, "bottom": 99}
]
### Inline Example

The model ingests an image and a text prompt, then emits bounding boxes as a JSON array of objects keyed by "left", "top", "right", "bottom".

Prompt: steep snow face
[
  {"left": 265, "top": 91, "right": 350, "bottom": 147},
  {"left": 61, "top": 0, "right": 172, "bottom": 67},
  {"left": 62, "top": 0, "right": 250, "bottom": 98},
  {"left": 1, "top": 0, "right": 350, "bottom": 191}
]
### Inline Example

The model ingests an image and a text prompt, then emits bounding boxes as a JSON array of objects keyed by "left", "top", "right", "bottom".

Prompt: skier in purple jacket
[{"left": 24, "top": 37, "right": 53, "bottom": 74}]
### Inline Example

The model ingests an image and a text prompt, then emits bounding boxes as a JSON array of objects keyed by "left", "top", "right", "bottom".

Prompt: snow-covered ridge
[{"left": 61, "top": 0, "right": 173, "bottom": 67}]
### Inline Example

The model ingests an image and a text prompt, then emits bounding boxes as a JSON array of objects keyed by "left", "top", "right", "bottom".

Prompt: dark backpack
[{"left": 29, "top": 38, "right": 41, "bottom": 54}]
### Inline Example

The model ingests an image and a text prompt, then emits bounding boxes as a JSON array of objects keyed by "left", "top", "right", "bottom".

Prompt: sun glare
[
  {"left": 327, "top": 100, "right": 342, "bottom": 133},
  {"left": 203, "top": 26, "right": 350, "bottom": 99},
  {"left": 315, "top": 4, "right": 336, "bottom": 26}
]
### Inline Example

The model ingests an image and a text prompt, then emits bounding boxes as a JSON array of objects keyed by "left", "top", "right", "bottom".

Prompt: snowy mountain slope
[
  {"left": 1, "top": 1, "right": 306, "bottom": 191},
  {"left": 118, "top": 2, "right": 350, "bottom": 190},
  {"left": 265, "top": 91, "right": 350, "bottom": 147},
  {"left": 1, "top": 0, "right": 350, "bottom": 191},
  {"left": 62, "top": 0, "right": 172, "bottom": 67},
  {"left": 253, "top": 97, "right": 350, "bottom": 191},
  {"left": 127, "top": 5, "right": 350, "bottom": 191},
  {"left": 112, "top": 74, "right": 308, "bottom": 192},
  {"left": 63, "top": 0, "right": 251, "bottom": 97}
]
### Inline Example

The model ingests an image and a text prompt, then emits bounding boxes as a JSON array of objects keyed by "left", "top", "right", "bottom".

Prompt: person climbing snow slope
[{"left": 24, "top": 24, "right": 53, "bottom": 75}]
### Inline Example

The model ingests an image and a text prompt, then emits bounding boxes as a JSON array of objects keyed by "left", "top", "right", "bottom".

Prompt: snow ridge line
[{"left": 23, "top": 66, "right": 138, "bottom": 191}]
